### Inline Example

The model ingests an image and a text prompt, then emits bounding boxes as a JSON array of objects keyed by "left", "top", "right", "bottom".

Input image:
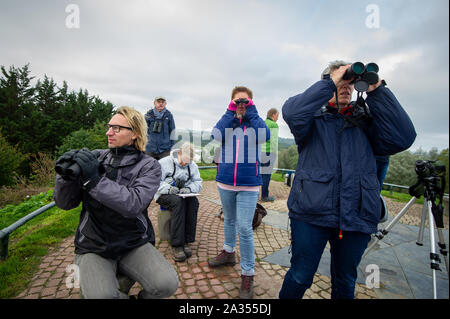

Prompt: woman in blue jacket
[
  {"left": 279, "top": 61, "right": 416, "bottom": 299},
  {"left": 208, "top": 86, "right": 270, "bottom": 299}
]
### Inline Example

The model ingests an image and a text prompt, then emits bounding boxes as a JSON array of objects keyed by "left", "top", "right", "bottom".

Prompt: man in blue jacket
[
  {"left": 279, "top": 61, "right": 416, "bottom": 299},
  {"left": 145, "top": 96, "right": 176, "bottom": 160}
]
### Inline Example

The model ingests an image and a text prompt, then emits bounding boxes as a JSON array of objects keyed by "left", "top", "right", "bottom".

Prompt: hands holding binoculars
[
  {"left": 227, "top": 97, "right": 255, "bottom": 111},
  {"left": 55, "top": 148, "right": 100, "bottom": 184},
  {"left": 331, "top": 63, "right": 382, "bottom": 93}
]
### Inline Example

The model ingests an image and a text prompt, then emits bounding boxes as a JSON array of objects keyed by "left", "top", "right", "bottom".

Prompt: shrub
[
  {"left": 55, "top": 121, "right": 108, "bottom": 156},
  {"left": 0, "top": 131, "right": 28, "bottom": 186}
]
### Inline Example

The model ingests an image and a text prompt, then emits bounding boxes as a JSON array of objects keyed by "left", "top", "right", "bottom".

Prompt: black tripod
[{"left": 363, "top": 160, "right": 449, "bottom": 299}]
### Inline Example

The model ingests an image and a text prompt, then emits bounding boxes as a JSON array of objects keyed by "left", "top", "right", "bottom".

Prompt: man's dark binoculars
[
  {"left": 55, "top": 150, "right": 100, "bottom": 180},
  {"left": 152, "top": 120, "right": 162, "bottom": 133},
  {"left": 343, "top": 62, "right": 379, "bottom": 92},
  {"left": 234, "top": 98, "right": 249, "bottom": 105}
]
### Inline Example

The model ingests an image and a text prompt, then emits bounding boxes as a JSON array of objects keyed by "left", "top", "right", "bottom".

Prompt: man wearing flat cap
[{"left": 145, "top": 96, "right": 176, "bottom": 160}]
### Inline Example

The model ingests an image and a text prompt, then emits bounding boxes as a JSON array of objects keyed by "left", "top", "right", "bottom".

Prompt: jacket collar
[{"left": 106, "top": 145, "right": 143, "bottom": 166}]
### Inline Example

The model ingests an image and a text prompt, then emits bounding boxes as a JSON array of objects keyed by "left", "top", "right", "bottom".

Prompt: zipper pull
[{"left": 339, "top": 229, "right": 343, "bottom": 240}]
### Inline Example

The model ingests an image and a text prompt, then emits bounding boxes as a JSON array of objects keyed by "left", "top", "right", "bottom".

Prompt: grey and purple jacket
[{"left": 53, "top": 146, "right": 161, "bottom": 259}]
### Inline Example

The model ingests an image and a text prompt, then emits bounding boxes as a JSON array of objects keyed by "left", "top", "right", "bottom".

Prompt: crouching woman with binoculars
[{"left": 53, "top": 106, "right": 178, "bottom": 299}]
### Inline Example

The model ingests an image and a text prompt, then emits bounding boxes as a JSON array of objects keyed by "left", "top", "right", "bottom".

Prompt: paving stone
[{"left": 41, "top": 287, "right": 57, "bottom": 297}]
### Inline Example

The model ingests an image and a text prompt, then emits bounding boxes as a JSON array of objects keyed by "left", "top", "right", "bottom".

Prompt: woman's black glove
[{"left": 73, "top": 148, "right": 101, "bottom": 190}]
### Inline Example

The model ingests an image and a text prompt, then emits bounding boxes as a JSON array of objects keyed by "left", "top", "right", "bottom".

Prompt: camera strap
[{"left": 169, "top": 160, "right": 191, "bottom": 180}]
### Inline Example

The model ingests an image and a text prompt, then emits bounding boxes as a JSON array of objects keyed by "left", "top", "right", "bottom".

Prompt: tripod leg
[
  {"left": 363, "top": 197, "right": 417, "bottom": 258},
  {"left": 416, "top": 201, "right": 428, "bottom": 246},
  {"left": 436, "top": 228, "right": 449, "bottom": 276},
  {"left": 427, "top": 200, "right": 439, "bottom": 299}
]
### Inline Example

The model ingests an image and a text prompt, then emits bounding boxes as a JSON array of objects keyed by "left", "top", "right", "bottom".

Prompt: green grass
[
  {"left": 271, "top": 171, "right": 285, "bottom": 182},
  {"left": 0, "top": 190, "right": 80, "bottom": 298},
  {"left": 381, "top": 189, "right": 424, "bottom": 205},
  {"left": 199, "top": 168, "right": 217, "bottom": 181}
]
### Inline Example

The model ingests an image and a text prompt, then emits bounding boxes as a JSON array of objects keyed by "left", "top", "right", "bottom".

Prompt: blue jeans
[
  {"left": 279, "top": 219, "right": 370, "bottom": 299},
  {"left": 261, "top": 174, "right": 272, "bottom": 198},
  {"left": 260, "top": 152, "right": 277, "bottom": 198},
  {"left": 218, "top": 187, "right": 259, "bottom": 276},
  {"left": 375, "top": 156, "right": 390, "bottom": 191}
]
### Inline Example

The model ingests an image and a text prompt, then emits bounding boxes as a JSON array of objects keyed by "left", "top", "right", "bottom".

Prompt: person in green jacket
[{"left": 260, "top": 108, "right": 279, "bottom": 202}]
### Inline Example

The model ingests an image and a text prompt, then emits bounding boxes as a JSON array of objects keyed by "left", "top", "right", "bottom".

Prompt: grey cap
[{"left": 154, "top": 96, "right": 166, "bottom": 102}]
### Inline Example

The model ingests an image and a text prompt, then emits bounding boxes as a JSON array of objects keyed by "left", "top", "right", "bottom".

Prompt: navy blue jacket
[
  {"left": 283, "top": 78, "right": 416, "bottom": 234},
  {"left": 212, "top": 105, "right": 270, "bottom": 187},
  {"left": 145, "top": 109, "right": 176, "bottom": 154}
]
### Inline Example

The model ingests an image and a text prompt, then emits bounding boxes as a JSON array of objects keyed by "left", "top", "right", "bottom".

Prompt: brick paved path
[{"left": 16, "top": 181, "right": 382, "bottom": 299}]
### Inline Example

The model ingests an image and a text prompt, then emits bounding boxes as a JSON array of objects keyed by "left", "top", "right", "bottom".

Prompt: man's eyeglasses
[{"left": 105, "top": 124, "right": 133, "bottom": 133}]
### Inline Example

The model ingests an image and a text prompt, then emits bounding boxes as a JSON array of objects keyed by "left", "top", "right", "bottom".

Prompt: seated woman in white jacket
[{"left": 155, "top": 142, "right": 203, "bottom": 262}]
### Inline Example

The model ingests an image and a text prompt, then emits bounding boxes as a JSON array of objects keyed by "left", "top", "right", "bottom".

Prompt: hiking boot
[
  {"left": 208, "top": 250, "right": 236, "bottom": 267},
  {"left": 172, "top": 246, "right": 187, "bottom": 262},
  {"left": 261, "top": 196, "right": 275, "bottom": 202},
  {"left": 183, "top": 244, "right": 192, "bottom": 258},
  {"left": 239, "top": 275, "right": 254, "bottom": 299}
]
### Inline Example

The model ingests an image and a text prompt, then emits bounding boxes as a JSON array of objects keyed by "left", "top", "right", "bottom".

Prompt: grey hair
[
  {"left": 180, "top": 142, "right": 194, "bottom": 160},
  {"left": 321, "top": 60, "right": 350, "bottom": 79}
]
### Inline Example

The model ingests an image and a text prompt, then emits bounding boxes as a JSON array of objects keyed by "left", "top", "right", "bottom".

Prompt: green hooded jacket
[{"left": 262, "top": 118, "right": 278, "bottom": 154}]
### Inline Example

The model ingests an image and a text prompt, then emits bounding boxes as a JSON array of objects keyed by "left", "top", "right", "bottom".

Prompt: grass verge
[
  {"left": 0, "top": 190, "right": 80, "bottom": 298},
  {"left": 381, "top": 189, "right": 424, "bottom": 205}
]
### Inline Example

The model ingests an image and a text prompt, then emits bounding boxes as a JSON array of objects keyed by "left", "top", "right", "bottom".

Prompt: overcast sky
[{"left": 1, "top": 0, "right": 448, "bottom": 151}]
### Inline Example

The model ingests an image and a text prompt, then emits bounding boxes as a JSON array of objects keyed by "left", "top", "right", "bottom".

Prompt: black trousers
[{"left": 156, "top": 194, "right": 199, "bottom": 247}]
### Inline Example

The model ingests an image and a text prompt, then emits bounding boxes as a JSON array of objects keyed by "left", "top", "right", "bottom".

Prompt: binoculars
[
  {"left": 234, "top": 98, "right": 249, "bottom": 105},
  {"left": 343, "top": 62, "right": 379, "bottom": 92},
  {"left": 153, "top": 120, "right": 163, "bottom": 133},
  {"left": 55, "top": 150, "right": 100, "bottom": 180}
]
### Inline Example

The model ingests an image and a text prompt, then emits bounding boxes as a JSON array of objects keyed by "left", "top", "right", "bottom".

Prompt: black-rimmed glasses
[{"left": 105, "top": 124, "right": 133, "bottom": 133}]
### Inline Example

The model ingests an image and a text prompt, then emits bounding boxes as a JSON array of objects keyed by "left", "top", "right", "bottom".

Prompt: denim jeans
[
  {"left": 74, "top": 243, "right": 179, "bottom": 299},
  {"left": 260, "top": 152, "right": 276, "bottom": 198},
  {"left": 218, "top": 187, "right": 259, "bottom": 276},
  {"left": 279, "top": 219, "right": 370, "bottom": 299},
  {"left": 261, "top": 174, "right": 272, "bottom": 199},
  {"left": 375, "top": 156, "right": 390, "bottom": 191}
]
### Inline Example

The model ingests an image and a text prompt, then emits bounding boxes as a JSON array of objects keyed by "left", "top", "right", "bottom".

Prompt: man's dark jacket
[
  {"left": 282, "top": 78, "right": 416, "bottom": 234},
  {"left": 145, "top": 109, "right": 176, "bottom": 154}
]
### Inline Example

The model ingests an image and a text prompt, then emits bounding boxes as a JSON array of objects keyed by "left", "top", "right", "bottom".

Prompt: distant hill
[{"left": 278, "top": 136, "right": 296, "bottom": 151}]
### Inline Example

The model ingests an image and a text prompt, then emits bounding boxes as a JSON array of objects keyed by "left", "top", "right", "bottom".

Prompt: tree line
[{"left": 0, "top": 64, "right": 113, "bottom": 186}]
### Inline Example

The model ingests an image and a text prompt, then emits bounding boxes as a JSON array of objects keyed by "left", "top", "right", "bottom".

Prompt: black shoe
[
  {"left": 183, "top": 244, "right": 192, "bottom": 258},
  {"left": 172, "top": 246, "right": 187, "bottom": 262},
  {"left": 261, "top": 196, "right": 275, "bottom": 202}
]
